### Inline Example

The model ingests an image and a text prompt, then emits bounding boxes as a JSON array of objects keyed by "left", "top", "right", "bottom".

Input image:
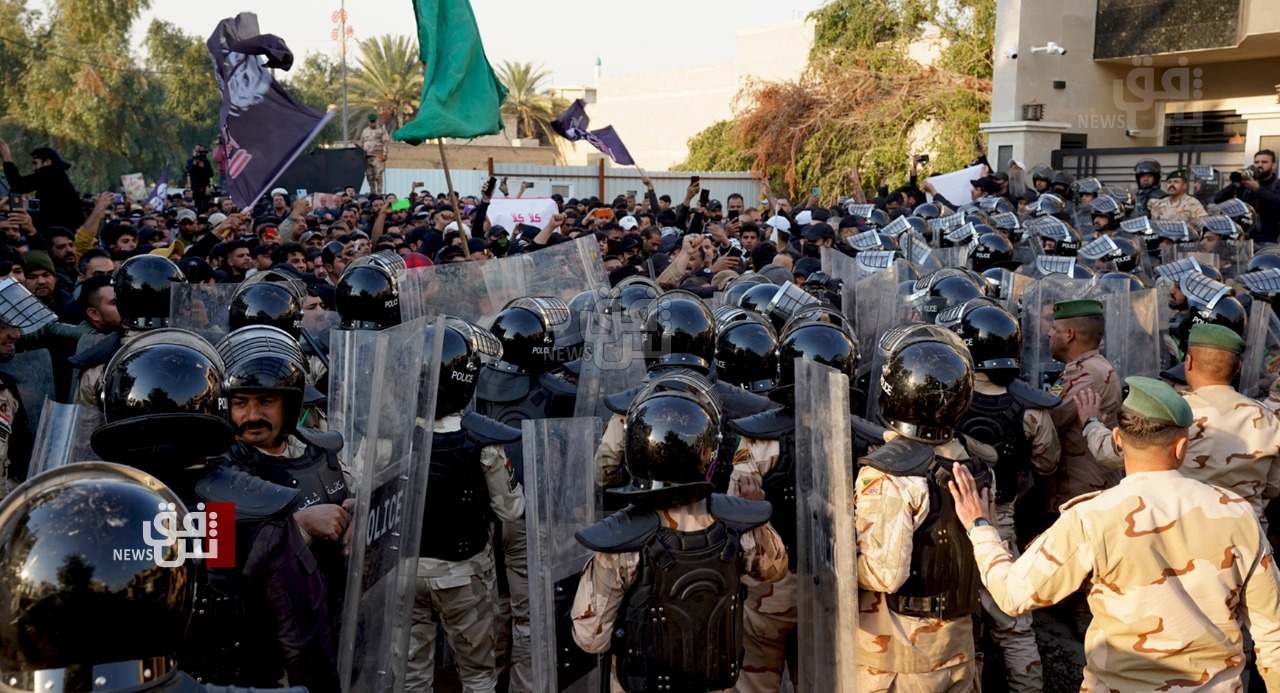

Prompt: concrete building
[
  {"left": 556, "top": 20, "right": 815, "bottom": 170},
  {"left": 982, "top": 0, "right": 1280, "bottom": 180}
]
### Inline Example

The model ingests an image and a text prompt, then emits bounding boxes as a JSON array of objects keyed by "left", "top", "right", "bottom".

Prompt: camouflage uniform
[
  {"left": 594, "top": 413, "right": 627, "bottom": 488},
  {"left": 726, "top": 436, "right": 794, "bottom": 693},
  {"left": 0, "top": 385, "right": 22, "bottom": 498},
  {"left": 74, "top": 330, "right": 139, "bottom": 407},
  {"left": 1047, "top": 349, "right": 1123, "bottom": 508},
  {"left": 570, "top": 499, "right": 788, "bottom": 693},
  {"left": 360, "top": 124, "right": 390, "bottom": 195},
  {"left": 1148, "top": 195, "right": 1208, "bottom": 224},
  {"left": 970, "top": 470, "right": 1280, "bottom": 692},
  {"left": 1087, "top": 384, "right": 1280, "bottom": 531},
  {"left": 853, "top": 433, "right": 983, "bottom": 691},
  {"left": 406, "top": 415, "right": 525, "bottom": 693}
]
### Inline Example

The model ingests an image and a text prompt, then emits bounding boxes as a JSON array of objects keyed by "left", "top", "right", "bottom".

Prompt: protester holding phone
[{"left": 0, "top": 139, "right": 84, "bottom": 232}]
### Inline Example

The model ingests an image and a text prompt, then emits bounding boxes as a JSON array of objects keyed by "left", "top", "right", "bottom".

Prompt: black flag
[
  {"left": 550, "top": 99, "right": 635, "bottom": 166},
  {"left": 207, "top": 13, "right": 333, "bottom": 209}
]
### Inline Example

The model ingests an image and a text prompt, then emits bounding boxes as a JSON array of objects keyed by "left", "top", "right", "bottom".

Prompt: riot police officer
[
  {"left": 1133, "top": 159, "right": 1168, "bottom": 218},
  {"left": 87, "top": 329, "right": 340, "bottom": 693},
  {"left": 407, "top": 317, "right": 525, "bottom": 693},
  {"left": 336, "top": 263, "right": 400, "bottom": 331},
  {"left": 216, "top": 324, "right": 351, "bottom": 635},
  {"left": 0, "top": 462, "right": 309, "bottom": 693},
  {"left": 0, "top": 279, "right": 49, "bottom": 492},
  {"left": 728, "top": 317, "right": 858, "bottom": 692},
  {"left": 229, "top": 272, "right": 328, "bottom": 424},
  {"left": 853, "top": 323, "right": 995, "bottom": 691},
  {"left": 71, "top": 254, "right": 183, "bottom": 407},
  {"left": 571, "top": 386, "right": 787, "bottom": 692}
]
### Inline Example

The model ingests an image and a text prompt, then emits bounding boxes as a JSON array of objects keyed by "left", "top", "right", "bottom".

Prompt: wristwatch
[
  {"left": 1084, "top": 416, "right": 1102, "bottom": 427},
  {"left": 967, "top": 518, "right": 992, "bottom": 533}
]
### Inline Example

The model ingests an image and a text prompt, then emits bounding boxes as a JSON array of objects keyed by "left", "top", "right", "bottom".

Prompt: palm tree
[
  {"left": 495, "top": 61, "right": 566, "bottom": 141},
  {"left": 348, "top": 35, "right": 423, "bottom": 131}
]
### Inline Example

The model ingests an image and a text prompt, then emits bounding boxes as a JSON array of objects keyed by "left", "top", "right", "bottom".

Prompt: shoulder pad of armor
[
  {"left": 197, "top": 465, "right": 300, "bottom": 521},
  {"left": 575, "top": 505, "right": 661, "bottom": 553},
  {"left": 851, "top": 415, "right": 889, "bottom": 444},
  {"left": 460, "top": 411, "right": 521, "bottom": 445},
  {"left": 1008, "top": 379, "right": 1062, "bottom": 410},
  {"left": 604, "top": 384, "right": 645, "bottom": 415},
  {"left": 957, "top": 434, "right": 998, "bottom": 464},
  {"left": 537, "top": 370, "right": 577, "bottom": 397},
  {"left": 714, "top": 381, "right": 775, "bottom": 418},
  {"left": 1057, "top": 490, "right": 1104, "bottom": 513},
  {"left": 475, "top": 365, "right": 532, "bottom": 404},
  {"left": 858, "top": 436, "right": 935, "bottom": 478},
  {"left": 727, "top": 407, "right": 795, "bottom": 440},
  {"left": 708, "top": 493, "right": 772, "bottom": 531},
  {"left": 295, "top": 427, "right": 343, "bottom": 452},
  {"left": 302, "top": 382, "right": 326, "bottom": 409},
  {"left": 1159, "top": 362, "right": 1187, "bottom": 386},
  {"left": 68, "top": 331, "right": 121, "bottom": 368},
  {"left": 562, "top": 358, "right": 583, "bottom": 376}
]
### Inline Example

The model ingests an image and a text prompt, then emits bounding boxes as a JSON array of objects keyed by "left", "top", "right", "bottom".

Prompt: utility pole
[{"left": 331, "top": 3, "right": 354, "bottom": 144}]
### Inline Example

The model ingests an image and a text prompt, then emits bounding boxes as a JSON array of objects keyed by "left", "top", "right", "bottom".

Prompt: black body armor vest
[
  {"left": 475, "top": 364, "right": 559, "bottom": 484},
  {"left": 575, "top": 495, "right": 771, "bottom": 693},
  {"left": 956, "top": 391, "right": 1029, "bottom": 504},
  {"left": 421, "top": 413, "right": 519, "bottom": 561}
]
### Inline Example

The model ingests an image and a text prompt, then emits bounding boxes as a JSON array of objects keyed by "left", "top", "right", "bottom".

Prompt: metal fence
[
  {"left": 1052, "top": 144, "right": 1248, "bottom": 190},
  {"left": 379, "top": 163, "right": 761, "bottom": 208}
]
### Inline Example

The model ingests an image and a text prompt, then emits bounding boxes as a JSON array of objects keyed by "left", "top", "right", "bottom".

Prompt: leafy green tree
[
  {"left": 348, "top": 35, "right": 422, "bottom": 132},
  {"left": 143, "top": 20, "right": 220, "bottom": 164},
  {"left": 495, "top": 61, "right": 565, "bottom": 141},
  {"left": 284, "top": 52, "right": 346, "bottom": 144}
]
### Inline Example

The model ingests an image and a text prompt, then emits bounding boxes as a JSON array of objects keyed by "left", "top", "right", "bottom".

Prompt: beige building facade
[{"left": 982, "top": 0, "right": 1280, "bottom": 171}]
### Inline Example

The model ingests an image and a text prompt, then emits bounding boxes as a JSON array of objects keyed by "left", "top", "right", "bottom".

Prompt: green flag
[{"left": 394, "top": 0, "right": 508, "bottom": 145}]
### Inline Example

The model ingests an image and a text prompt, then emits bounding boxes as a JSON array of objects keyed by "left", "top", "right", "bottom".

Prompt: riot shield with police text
[
  {"left": 28, "top": 400, "right": 103, "bottom": 476},
  {"left": 524, "top": 417, "right": 604, "bottom": 692},
  {"left": 333, "top": 317, "right": 439, "bottom": 693},
  {"left": 794, "top": 361, "right": 858, "bottom": 689}
]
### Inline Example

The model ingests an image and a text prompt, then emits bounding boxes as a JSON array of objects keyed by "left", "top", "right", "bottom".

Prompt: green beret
[
  {"left": 1122, "top": 376, "right": 1193, "bottom": 428},
  {"left": 367, "top": 113, "right": 377, "bottom": 122},
  {"left": 21, "top": 250, "right": 55, "bottom": 275},
  {"left": 1053, "top": 299, "right": 1104, "bottom": 320},
  {"left": 1187, "top": 323, "right": 1246, "bottom": 355},
  {"left": 1166, "top": 169, "right": 1187, "bottom": 181}
]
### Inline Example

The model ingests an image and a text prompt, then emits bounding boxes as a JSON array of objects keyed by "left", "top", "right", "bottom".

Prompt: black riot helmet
[
  {"left": 1214, "top": 198, "right": 1258, "bottom": 237},
  {"left": 969, "top": 233, "right": 1016, "bottom": 272},
  {"left": 738, "top": 282, "right": 782, "bottom": 318},
  {"left": 910, "top": 270, "right": 984, "bottom": 321},
  {"left": 1030, "top": 165, "right": 1054, "bottom": 184},
  {"left": 1134, "top": 158, "right": 1162, "bottom": 187},
  {"left": 643, "top": 290, "right": 716, "bottom": 371},
  {"left": 216, "top": 325, "right": 308, "bottom": 435},
  {"left": 1097, "top": 271, "right": 1145, "bottom": 292},
  {"left": 609, "top": 390, "right": 719, "bottom": 509},
  {"left": 1248, "top": 251, "right": 1280, "bottom": 274},
  {"left": 714, "top": 311, "right": 779, "bottom": 394},
  {"left": 490, "top": 297, "right": 570, "bottom": 374},
  {"left": 336, "top": 264, "right": 400, "bottom": 330},
  {"left": 774, "top": 321, "right": 858, "bottom": 407},
  {"left": 426, "top": 317, "right": 503, "bottom": 417},
  {"left": 113, "top": 254, "right": 184, "bottom": 330},
  {"left": 1027, "top": 193, "right": 1067, "bottom": 220},
  {"left": 1049, "top": 170, "right": 1074, "bottom": 196},
  {"left": 606, "top": 276, "right": 661, "bottom": 325},
  {"left": 90, "top": 329, "right": 235, "bottom": 469},
  {"left": 1110, "top": 236, "right": 1141, "bottom": 273},
  {"left": 1090, "top": 195, "right": 1124, "bottom": 230},
  {"left": 876, "top": 324, "right": 975, "bottom": 442},
  {"left": 723, "top": 274, "right": 773, "bottom": 308},
  {"left": 912, "top": 202, "right": 944, "bottom": 221},
  {"left": 0, "top": 463, "right": 194, "bottom": 693},
  {"left": 228, "top": 280, "right": 303, "bottom": 339},
  {"left": 1176, "top": 295, "right": 1248, "bottom": 354},
  {"left": 937, "top": 299, "right": 1022, "bottom": 386}
]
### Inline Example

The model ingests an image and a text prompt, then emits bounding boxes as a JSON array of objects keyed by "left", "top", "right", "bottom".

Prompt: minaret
[{"left": 594, "top": 56, "right": 602, "bottom": 86}]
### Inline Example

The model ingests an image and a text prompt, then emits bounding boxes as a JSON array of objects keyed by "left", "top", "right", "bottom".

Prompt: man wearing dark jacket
[
  {"left": 0, "top": 140, "right": 84, "bottom": 233},
  {"left": 1214, "top": 150, "right": 1280, "bottom": 244}
]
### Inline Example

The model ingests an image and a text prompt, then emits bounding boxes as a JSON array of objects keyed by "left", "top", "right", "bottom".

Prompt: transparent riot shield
[
  {"left": 519, "top": 236, "right": 610, "bottom": 304},
  {"left": 28, "top": 400, "right": 103, "bottom": 476},
  {"left": 0, "top": 349, "right": 54, "bottom": 437},
  {"left": 1102, "top": 288, "right": 1161, "bottom": 381},
  {"left": 573, "top": 288, "right": 648, "bottom": 422},
  {"left": 849, "top": 261, "right": 909, "bottom": 388},
  {"left": 1019, "top": 274, "right": 1089, "bottom": 390},
  {"left": 333, "top": 316, "right": 439, "bottom": 693},
  {"left": 821, "top": 246, "right": 860, "bottom": 284},
  {"left": 169, "top": 282, "right": 237, "bottom": 343},
  {"left": 794, "top": 361, "right": 858, "bottom": 689},
  {"left": 988, "top": 268, "right": 1033, "bottom": 313},
  {"left": 1241, "top": 300, "right": 1280, "bottom": 399},
  {"left": 524, "top": 417, "right": 604, "bottom": 692}
]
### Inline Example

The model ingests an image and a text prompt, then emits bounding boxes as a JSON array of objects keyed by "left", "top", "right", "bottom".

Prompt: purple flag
[
  {"left": 550, "top": 99, "right": 635, "bottom": 166},
  {"left": 146, "top": 163, "right": 170, "bottom": 212},
  {"left": 206, "top": 13, "right": 333, "bottom": 209}
]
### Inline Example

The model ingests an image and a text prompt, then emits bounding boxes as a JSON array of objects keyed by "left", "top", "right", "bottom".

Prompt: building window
[{"left": 1165, "top": 110, "right": 1247, "bottom": 145}]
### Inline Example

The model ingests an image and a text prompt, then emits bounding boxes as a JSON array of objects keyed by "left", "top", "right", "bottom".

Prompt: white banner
[
  {"left": 925, "top": 164, "right": 985, "bottom": 209},
  {"left": 485, "top": 197, "right": 558, "bottom": 231}
]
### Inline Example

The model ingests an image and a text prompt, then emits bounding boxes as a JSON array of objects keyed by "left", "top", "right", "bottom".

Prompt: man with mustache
[{"left": 1148, "top": 169, "right": 1207, "bottom": 224}]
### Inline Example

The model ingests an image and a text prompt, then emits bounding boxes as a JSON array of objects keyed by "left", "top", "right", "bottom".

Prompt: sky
[{"left": 131, "top": 0, "right": 824, "bottom": 86}]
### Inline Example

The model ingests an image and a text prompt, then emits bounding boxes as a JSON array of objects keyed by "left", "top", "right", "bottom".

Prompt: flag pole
[{"left": 437, "top": 138, "right": 471, "bottom": 258}]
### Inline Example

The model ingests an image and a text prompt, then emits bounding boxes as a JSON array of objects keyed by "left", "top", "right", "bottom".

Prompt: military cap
[
  {"left": 1165, "top": 169, "right": 1187, "bottom": 181},
  {"left": 1122, "top": 376, "right": 1193, "bottom": 427},
  {"left": 1187, "top": 323, "right": 1247, "bottom": 355},
  {"left": 1052, "top": 299, "right": 1104, "bottom": 319}
]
